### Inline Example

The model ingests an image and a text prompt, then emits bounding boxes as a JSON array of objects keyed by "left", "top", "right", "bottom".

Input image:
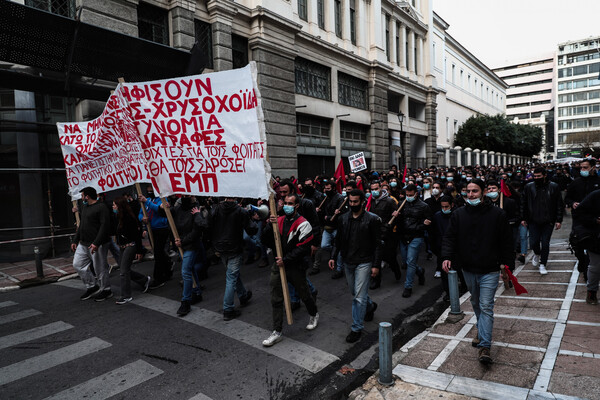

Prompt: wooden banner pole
[
  {"left": 160, "top": 197, "right": 184, "bottom": 260},
  {"left": 329, "top": 197, "right": 348, "bottom": 222},
  {"left": 135, "top": 183, "right": 155, "bottom": 251},
  {"left": 387, "top": 199, "right": 407, "bottom": 225}
]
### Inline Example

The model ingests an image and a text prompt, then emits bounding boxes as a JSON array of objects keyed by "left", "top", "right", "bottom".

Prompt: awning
[{"left": 0, "top": 1, "right": 191, "bottom": 99}]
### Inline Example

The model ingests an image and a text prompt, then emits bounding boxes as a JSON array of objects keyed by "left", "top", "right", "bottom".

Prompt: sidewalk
[{"left": 350, "top": 241, "right": 597, "bottom": 400}]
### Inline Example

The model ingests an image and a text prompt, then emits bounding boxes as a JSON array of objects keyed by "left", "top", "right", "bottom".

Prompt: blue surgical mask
[
  {"left": 406, "top": 196, "right": 416, "bottom": 202},
  {"left": 460, "top": 192, "right": 467, "bottom": 197},
  {"left": 508, "top": 173, "right": 512, "bottom": 177},
  {"left": 423, "top": 183, "right": 431, "bottom": 189},
  {"left": 466, "top": 198, "right": 482, "bottom": 206},
  {"left": 365, "top": 192, "right": 371, "bottom": 198},
  {"left": 442, "top": 208, "right": 451, "bottom": 214},
  {"left": 580, "top": 170, "right": 590, "bottom": 178},
  {"left": 372, "top": 190, "right": 380, "bottom": 198},
  {"left": 283, "top": 205, "right": 295, "bottom": 215},
  {"left": 390, "top": 181, "right": 398, "bottom": 188},
  {"left": 113, "top": 209, "right": 118, "bottom": 214},
  {"left": 447, "top": 177, "right": 454, "bottom": 182},
  {"left": 461, "top": 175, "right": 466, "bottom": 179},
  {"left": 441, "top": 176, "right": 446, "bottom": 180},
  {"left": 342, "top": 191, "right": 347, "bottom": 197},
  {"left": 82, "top": 201, "right": 88, "bottom": 205},
  {"left": 486, "top": 191, "right": 499, "bottom": 199}
]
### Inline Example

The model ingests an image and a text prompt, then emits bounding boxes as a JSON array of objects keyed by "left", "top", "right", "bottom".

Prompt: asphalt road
[{"left": 0, "top": 249, "right": 444, "bottom": 400}]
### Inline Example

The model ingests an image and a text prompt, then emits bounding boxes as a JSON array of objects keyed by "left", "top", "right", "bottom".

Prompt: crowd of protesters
[{"left": 70, "top": 158, "right": 600, "bottom": 361}]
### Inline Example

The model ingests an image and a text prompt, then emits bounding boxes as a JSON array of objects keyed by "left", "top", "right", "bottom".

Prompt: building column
[
  {"left": 417, "top": 34, "right": 423, "bottom": 76},
  {"left": 473, "top": 149, "right": 481, "bottom": 165},
  {"left": 464, "top": 147, "right": 472, "bottom": 166},
  {"left": 369, "top": 66, "right": 389, "bottom": 171},
  {"left": 248, "top": 9, "right": 300, "bottom": 177},
  {"left": 408, "top": 29, "right": 415, "bottom": 73},
  {"left": 207, "top": 0, "right": 237, "bottom": 71},
  {"left": 425, "top": 88, "right": 438, "bottom": 167},
  {"left": 326, "top": 0, "right": 336, "bottom": 41},
  {"left": 356, "top": 0, "right": 366, "bottom": 55},
  {"left": 170, "top": 2, "right": 196, "bottom": 51},
  {"left": 454, "top": 146, "right": 462, "bottom": 167},
  {"left": 444, "top": 148, "right": 450, "bottom": 167},
  {"left": 482, "top": 150, "right": 488, "bottom": 166},
  {"left": 489, "top": 151, "right": 495, "bottom": 165},
  {"left": 342, "top": 0, "right": 351, "bottom": 46},
  {"left": 390, "top": 18, "right": 397, "bottom": 65},
  {"left": 400, "top": 24, "right": 407, "bottom": 71}
]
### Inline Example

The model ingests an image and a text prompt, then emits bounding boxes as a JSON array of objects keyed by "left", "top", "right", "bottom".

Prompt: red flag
[
  {"left": 500, "top": 179, "right": 512, "bottom": 197},
  {"left": 402, "top": 164, "right": 408, "bottom": 183},
  {"left": 365, "top": 194, "right": 372, "bottom": 211},
  {"left": 334, "top": 159, "right": 346, "bottom": 193},
  {"left": 505, "top": 266, "right": 528, "bottom": 295},
  {"left": 357, "top": 179, "right": 364, "bottom": 191},
  {"left": 292, "top": 178, "right": 301, "bottom": 194}
]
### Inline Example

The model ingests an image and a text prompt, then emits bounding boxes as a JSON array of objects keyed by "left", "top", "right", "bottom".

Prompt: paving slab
[{"left": 548, "top": 371, "right": 600, "bottom": 400}]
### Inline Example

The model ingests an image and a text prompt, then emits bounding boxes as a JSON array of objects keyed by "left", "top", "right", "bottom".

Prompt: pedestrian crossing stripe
[
  {"left": 0, "top": 309, "right": 42, "bottom": 325},
  {"left": 0, "top": 321, "right": 73, "bottom": 350}
]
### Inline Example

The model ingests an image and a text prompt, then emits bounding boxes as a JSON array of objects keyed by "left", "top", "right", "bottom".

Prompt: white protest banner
[
  {"left": 56, "top": 88, "right": 150, "bottom": 200},
  {"left": 120, "top": 62, "right": 272, "bottom": 199},
  {"left": 57, "top": 87, "right": 150, "bottom": 200},
  {"left": 349, "top": 152, "right": 367, "bottom": 172}
]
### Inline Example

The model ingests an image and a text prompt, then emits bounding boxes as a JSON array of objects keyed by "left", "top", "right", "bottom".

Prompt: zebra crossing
[{"left": 0, "top": 301, "right": 172, "bottom": 399}]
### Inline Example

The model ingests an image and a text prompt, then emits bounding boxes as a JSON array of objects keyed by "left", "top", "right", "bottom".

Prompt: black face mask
[
  {"left": 303, "top": 186, "right": 315, "bottom": 197},
  {"left": 534, "top": 177, "right": 545, "bottom": 186},
  {"left": 350, "top": 204, "right": 362, "bottom": 213},
  {"left": 181, "top": 197, "right": 192, "bottom": 208},
  {"left": 147, "top": 192, "right": 155, "bottom": 199},
  {"left": 326, "top": 190, "right": 334, "bottom": 197}
]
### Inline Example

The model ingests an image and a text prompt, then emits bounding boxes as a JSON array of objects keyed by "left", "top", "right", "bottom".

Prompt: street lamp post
[{"left": 398, "top": 112, "right": 405, "bottom": 168}]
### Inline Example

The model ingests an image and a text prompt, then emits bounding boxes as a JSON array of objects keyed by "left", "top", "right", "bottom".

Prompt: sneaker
[
  {"left": 115, "top": 297, "right": 133, "bottom": 305},
  {"left": 191, "top": 293, "right": 203, "bottom": 305},
  {"left": 532, "top": 254, "right": 540, "bottom": 267},
  {"left": 149, "top": 280, "right": 166, "bottom": 290},
  {"left": 223, "top": 309, "right": 241, "bottom": 321},
  {"left": 402, "top": 288, "right": 412, "bottom": 298},
  {"left": 306, "top": 313, "right": 319, "bottom": 330},
  {"left": 240, "top": 290, "right": 253, "bottom": 306},
  {"left": 478, "top": 347, "right": 492, "bottom": 364},
  {"left": 539, "top": 265, "right": 548, "bottom": 275},
  {"left": 80, "top": 285, "right": 100, "bottom": 300},
  {"left": 143, "top": 276, "right": 151, "bottom": 293},
  {"left": 364, "top": 302, "right": 377, "bottom": 322},
  {"left": 518, "top": 254, "right": 526, "bottom": 263},
  {"left": 177, "top": 300, "right": 191, "bottom": 316},
  {"left": 587, "top": 291, "right": 598, "bottom": 305},
  {"left": 291, "top": 301, "right": 301, "bottom": 311},
  {"left": 94, "top": 290, "right": 113, "bottom": 302},
  {"left": 434, "top": 271, "right": 442, "bottom": 279},
  {"left": 168, "top": 250, "right": 177, "bottom": 258},
  {"left": 345, "top": 330, "right": 362, "bottom": 343},
  {"left": 416, "top": 268, "right": 425, "bottom": 285},
  {"left": 331, "top": 269, "right": 344, "bottom": 279},
  {"left": 262, "top": 331, "right": 283, "bottom": 347}
]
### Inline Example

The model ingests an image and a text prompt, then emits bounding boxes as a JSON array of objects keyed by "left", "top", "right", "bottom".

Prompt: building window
[
  {"left": 298, "top": 0, "right": 307, "bottom": 21},
  {"left": 340, "top": 121, "right": 369, "bottom": 149},
  {"left": 451, "top": 64, "right": 456, "bottom": 83},
  {"left": 232, "top": 35, "right": 248, "bottom": 69},
  {"left": 396, "top": 23, "right": 401, "bottom": 65},
  {"left": 467, "top": 74, "right": 471, "bottom": 91},
  {"left": 414, "top": 40, "right": 418, "bottom": 74},
  {"left": 453, "top": 120, "right": 458, "bottom": 135},
  {"left": 350, "top": 0, "right": 356, "bottom": 45},
  {"left": 388, "top": 92, "right": 401, "bottom": 113},
  {"left": 405, "top": 31, "right": 409, "bottom": 67},
  {"left": 460, "top": 70, "right": 464, "bottom": 87},
  {"left": 317, "top": 0, "right": 325, "bottom": 29},
  {"left": 295, "top": 58, "right": 331, "bottom": 101},
  {"left": 338, "top": 72, "right": 368, "bottom": 110},
  {"left": 385, "top": 15, "right": 391, "bottom": 61},
  {"left": 26, "top": 0, "right": 75, "bottom": 18},
  {"left": 334, "top": 0, "right": 342, "bottom": 38},
  {"left": 446, "top": 117, "right": 450, "bottom": 141},
  {"left": 194, "top": 20, "right": 213, "bottom": 70},
  {"left": 138, "top": 2, "right": 169, "bottom": 45},
  {"left": 296, "top": 114, "right": 331, "bottom": 146},
  {"left": 432, "top": 42, "right": 436, "bottom": 68}
]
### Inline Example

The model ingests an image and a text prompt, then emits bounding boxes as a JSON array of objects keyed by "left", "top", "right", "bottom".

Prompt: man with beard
[
  {"left": 301, "top": 177, "right": 325, "bottom": 276},
  {"left": 318, "top": 180, "right": 346, "bottom": 279}
]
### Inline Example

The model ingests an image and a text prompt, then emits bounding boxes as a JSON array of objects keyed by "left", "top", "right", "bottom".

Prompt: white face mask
[{"left": 432, "top": 189, "right": 440, "bottom": 196}]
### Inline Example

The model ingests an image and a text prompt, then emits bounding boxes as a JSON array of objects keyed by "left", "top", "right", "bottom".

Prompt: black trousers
[
  {"left": 152, "top": 228, "right": 172, "bottom": 283},
  {"left": 270, "top": 263, "right": 317, "bottom": 332}
]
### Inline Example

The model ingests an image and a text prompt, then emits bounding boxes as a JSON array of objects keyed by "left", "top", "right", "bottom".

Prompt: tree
[{"left": 454, "top": 114, "right": 543, "bottom": 157}]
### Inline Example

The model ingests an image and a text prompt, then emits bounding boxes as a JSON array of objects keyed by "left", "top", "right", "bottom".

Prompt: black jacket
[
  {"left": 262, "top": 213, "right": 313, "bottom": 270},
  {"left": 320, "top": 192, "right": 345, "bottom": 228},
  {"left": 370, "top": 192, "right": 397, "bottom": 225},
  {"left": 430, "top": 210, "right": 452, "bottom": 256},
  {"left": 115, "top": 213, "right": 143, "bottom": 253},
  {"left": 489, "top": 196, "right": 520, "bottom": 225},
  {"left": 169, "top": 198, "right": 204, "bottom": 251},
  {"left": 396, "top": 198, "right": 432, "bottom": 239},
  {"left": 521, "top": 180, "right": 564, "bottom": 224},
  {"left": 565, "top": 175, "right": 600, "bottom": 208},
  {"left": 441, "top": 201, "right": 513, "bottom": 274},
  {"left": 204, "top": 200, "right": 258, "bottom": 255},
  {"left": 331, "top": 210, "right": 383, "bottom": 267},
  {"left": 74, "top": 201, "right": 110, "bottom": 247},
  {"left": 572, "top": 189, "right": 600, "bottom": 253}
]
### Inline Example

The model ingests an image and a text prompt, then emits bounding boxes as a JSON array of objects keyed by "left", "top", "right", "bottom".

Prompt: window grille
[
  {"left": 338, "top": 72, "right": 367, "bottom": 110},
  {"left": 25, "top": 0, "right": 75, "bottom": 18},
  {"left": 295, "top": 58, "right": 331, "bottom": 101},
  {"left": 138, "top": 2, "right": 169, "bottom": 45},
  {"left": 194, "top": 20, "right": 213, "bottom": 69}
]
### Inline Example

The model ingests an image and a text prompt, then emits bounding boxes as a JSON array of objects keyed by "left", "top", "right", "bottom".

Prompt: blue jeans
[
  {"left": 518, "top": 224, "right": 528, "bottom": 254},
  {"left": 289, "top": 278, "right": 317, "bottom": 303},
  {"left": 528, "top": 222, "right": 554, "bottom": 264},
  {"left": 399, "top": 237, "right": 424, "bottom": 289},
  {"left": 322, "top": 229, "right": 342, "bottom": 271},
  {"left": 462, "top": 270, "right": 499, "bottom": 349},
  {"left": 343, "top": 261, "right": 373, "bottom": 332},
  {"left": 221, "top": 253, "right": 247, "bottom": 312},
  {"left": 181, "top": 247, "right": 204, "bottom": 302}
]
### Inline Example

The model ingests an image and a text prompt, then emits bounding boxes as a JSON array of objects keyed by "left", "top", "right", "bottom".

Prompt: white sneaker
[
  {"left": 306, "top": 313, "right": 319, "bottom": 330},
  {"left": 532, "top": 254, "right": 540, "bottom": 267},
  {"left": 434, "top": 271, "right": 442, "bottom": 279},
  {"left": 539, "top": 265, "right": 548, "bottom": 275},
  {"left": 262, "top": 331, "right": 283, "bottom": 347}
]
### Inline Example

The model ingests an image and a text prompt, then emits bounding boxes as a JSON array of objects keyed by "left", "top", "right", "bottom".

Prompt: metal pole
[
  {"left": 448, "top": 270, "right": 462, "bottom": 315},
  {"left": 34, "top": 246, "right": 44, "bottom": 278},
  {"left": 378, "top": 322, "right": 394, "bottom": 386}
]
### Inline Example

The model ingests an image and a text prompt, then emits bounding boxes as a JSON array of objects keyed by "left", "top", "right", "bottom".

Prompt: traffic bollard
[
  {"left": 378, "top": 322, "right": 394, "bottom": 386},
  {"left": 448, "top": 270, "right": 462, "bottom": 315},
  {"left": 34, "top": 246, "right": 44, "bottom": 278}
]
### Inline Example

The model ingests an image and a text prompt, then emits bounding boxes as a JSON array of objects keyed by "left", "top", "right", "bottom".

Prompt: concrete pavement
[{"left": 349, "top": 239, "right": 598, "bottom": 400}]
